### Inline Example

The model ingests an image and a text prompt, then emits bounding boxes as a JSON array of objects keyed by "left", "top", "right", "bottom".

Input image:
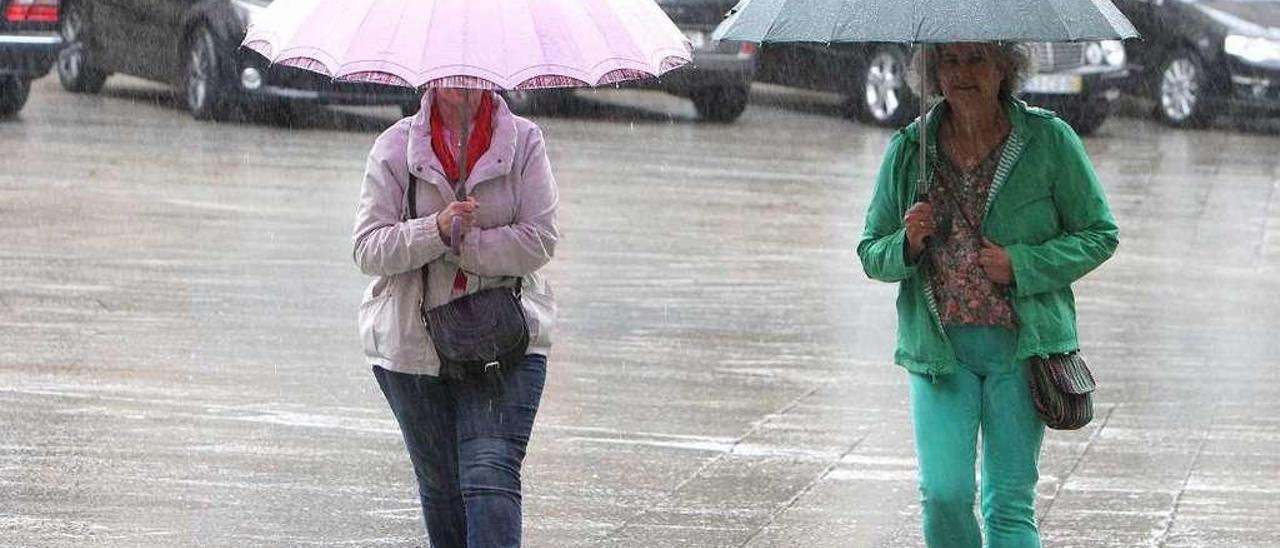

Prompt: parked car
[
  {"left": 55, "top": 0, "right": 417, "bottom": 121},
  {"left": 505, "top": 0, "right": 757, "bottom": 123},
  {"left": 1, "top": 0, "right": 61, "bottom": 118},
  {"left": 755, "top": 40, "right": 1129, "bottom": 136},
  {"left": 1114, "top": 0, "right": 1280, "bottom": 128}
]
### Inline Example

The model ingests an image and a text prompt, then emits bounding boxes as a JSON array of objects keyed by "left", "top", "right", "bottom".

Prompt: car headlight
[
  {"left": 1085, "top": 41, "right": 1125, "bottom": 67},
  {"left": 1085, "top": 43, "right": 1104, "bottom": 65},
  {"left": 1101, "top": 40, "right": 1125, "bottom": 67},
  {"left": 1224, "top": 35, "right": 1280, "bottom": 64}
]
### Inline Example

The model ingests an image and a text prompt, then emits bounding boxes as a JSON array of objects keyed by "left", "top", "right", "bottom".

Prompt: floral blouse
[{"left": 926, "top": 138, "right": 1017, "bottom": 329}]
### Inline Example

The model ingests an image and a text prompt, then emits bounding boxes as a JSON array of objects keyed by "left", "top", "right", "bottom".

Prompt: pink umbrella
[
  {"left": 242, "top": 0, "right": 692, "bottom": 90},
  {"left": 243, "top": 0, "right": 691, "bottom": 250}
]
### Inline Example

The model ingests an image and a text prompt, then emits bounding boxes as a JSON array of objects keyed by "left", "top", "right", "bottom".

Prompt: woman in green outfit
[{"left": 857, "top": 42, "right": 1118, "bottom": 547}]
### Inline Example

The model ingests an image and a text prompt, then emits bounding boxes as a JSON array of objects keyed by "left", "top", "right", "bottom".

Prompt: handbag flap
[
  {"left": 1047, "top": 352, "right": 1096, "bottom": 395},
  {"left": 425, "top": 287, "right": 527, "bottom": 362}
]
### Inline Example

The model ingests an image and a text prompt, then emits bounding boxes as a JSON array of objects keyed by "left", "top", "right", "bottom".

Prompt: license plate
[
  {"left": 682, "top": 30, "right": 707, "bottom": 50},
  {"left": 1023, "top": 74, "right": 1083, "bottom": 95}
]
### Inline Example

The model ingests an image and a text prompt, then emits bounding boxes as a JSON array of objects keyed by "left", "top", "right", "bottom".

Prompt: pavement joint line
[
  {"left": 1257, "top": 173, "right": 1280, "bottom": 266},
  {"left": 1152, "top": 409, "right": 1216, "bottom": 548},
  {"left": 1039, "top": 400, "right": 1121, "bottom": 523},
  {"left": 737, "top": 432, "right": 871, "bottom": 547},
  {"left": 599, "top": 382, "right": 827, "bottom": 543}
]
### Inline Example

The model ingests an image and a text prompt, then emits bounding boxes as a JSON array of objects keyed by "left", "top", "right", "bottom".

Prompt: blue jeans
[{"left": 374, "top": 354, "right": 547, "bottom": 548}]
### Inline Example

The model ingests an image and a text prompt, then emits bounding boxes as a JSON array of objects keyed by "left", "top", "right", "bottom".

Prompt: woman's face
[
  {"left": 936, "top": 43, "right": 1005, "bottom": 113},
  {"left": 434, "top": 88, "right": 485, "bottom": 119}
]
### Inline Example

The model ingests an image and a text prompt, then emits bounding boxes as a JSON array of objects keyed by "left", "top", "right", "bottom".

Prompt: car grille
[
  {"left": 1029, "top": 42, "right": 1086, "bottom": 73},
  {"left": 656, "top": 1, "right": 733, "bottom": 26}
]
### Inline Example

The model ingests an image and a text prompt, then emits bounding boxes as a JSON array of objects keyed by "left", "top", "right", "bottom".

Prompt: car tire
[
  {"left": 183, "top": 25, "right": 234, "bottom": 121},
  {"left": 691, "top": 85, "right": 749, "bottom": 123},
  {"left": 1153, "top": 49, "right": 1213, "bottom": 128},
  {"left": 853, "top": 45, "right": 917, "bottom": 128},
  {"left": 57, "top": 1, "right": 109, "bottom": 94},
  {"left": 501, "top": 89, "right": 573, "bottom": 115},
  {"left": 0, "top": 76, "right": 31, "bottom": 118}
]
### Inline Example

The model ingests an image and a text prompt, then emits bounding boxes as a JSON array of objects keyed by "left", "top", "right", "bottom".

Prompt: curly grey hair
[{"left": 908, "top": 42, "right": 1035, "bottom": 101}]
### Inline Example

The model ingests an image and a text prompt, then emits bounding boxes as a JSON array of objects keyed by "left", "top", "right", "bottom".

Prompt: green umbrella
[
  {"left": 712, "top": 0, "right": 1138, "bottom": 44},
  {"left": 712, "top": 0, "right": 1139, "bottom": 197}
]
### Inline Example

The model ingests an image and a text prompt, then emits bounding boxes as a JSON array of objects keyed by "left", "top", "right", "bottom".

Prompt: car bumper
[
  {"left": 0, "top": 32, "right": 61, "bottom": 79},
  {"left": 643, "top": 51, "right": 756, "bottom": 94},
  {"left": 235, "top": 59, "right": 419, "bottom": 106},
  {"left": 1021, "top": 67, "right": 1129, "bottom": 106},
  {"left": 1225, "top": 61, "right": 1280, "bottom": 113}
]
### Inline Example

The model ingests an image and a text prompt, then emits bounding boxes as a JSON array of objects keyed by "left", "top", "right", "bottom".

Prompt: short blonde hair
[{"left": 908, "top": 43, "right": 1034, "bottom": 100}]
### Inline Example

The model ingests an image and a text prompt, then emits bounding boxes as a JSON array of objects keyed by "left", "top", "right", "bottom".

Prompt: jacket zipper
[
  {"left": 916, "top": 102, "right": 1028, "bottom": 382},
  {"left": 919, "top": 131, "right": 950, "bottom": 384}
]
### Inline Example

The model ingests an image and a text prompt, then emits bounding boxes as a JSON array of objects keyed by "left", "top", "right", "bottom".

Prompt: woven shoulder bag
[{"left": 1027, "top": 352, "right": 1096, "bottom": 430}]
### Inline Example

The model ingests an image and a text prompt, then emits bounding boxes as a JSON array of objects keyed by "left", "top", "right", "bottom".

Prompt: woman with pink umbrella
[
  {"left": 354, "top": 85, "right": 558, "bottom": 547},
  {"left": 244, "top": 1, "right": 691, "bottom": 545}
]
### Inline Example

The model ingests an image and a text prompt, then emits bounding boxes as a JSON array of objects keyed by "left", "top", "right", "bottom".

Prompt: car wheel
[
  {"left": 691, "top": 85, "right": 749, "bottom": 123},
  {"left": 0, "top": 76, "right": 31, "bottom": 118},
  {"left": 57, "top": 1, "right": 109, "bottom": 94},
  {"left": 853, "top": 45, "right": 917, "bottom": 127},
  {"left": 501, "top": 89, "right": 573, "bottom": 115},
  {"left": 1154, "top": 49, "right": 1213, "bottom": 128},
  {"left": 184, "top": 25, "right": 233, "bottom": 121}
]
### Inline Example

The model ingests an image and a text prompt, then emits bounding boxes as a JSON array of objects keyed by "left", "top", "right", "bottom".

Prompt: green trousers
[{"left": 909, "top": 326, "right": 1045, "bottom": 548}]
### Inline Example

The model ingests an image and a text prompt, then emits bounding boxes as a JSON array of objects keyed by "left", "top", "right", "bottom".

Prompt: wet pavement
[{"left": 2, "top": 75, "right": 1279, "bottom": 547}]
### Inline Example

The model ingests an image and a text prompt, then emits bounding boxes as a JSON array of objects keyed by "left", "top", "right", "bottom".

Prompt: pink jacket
[{"left": 353, "top": 92, "right": 559, "bottom": 375}]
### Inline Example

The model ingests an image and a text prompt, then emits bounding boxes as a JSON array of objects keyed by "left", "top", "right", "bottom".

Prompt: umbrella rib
[
  {"left": 761, "top": 0, "right": 793, "bottom": 43},
  {"left": 1043, "top": 0, "right": 1075, "bottom": 41},
  {"left": 420, "top": 0, "right": 444, "bottom": 87},
  {"left": 341, "top": 0, "right": 398, "bottom": 82}
]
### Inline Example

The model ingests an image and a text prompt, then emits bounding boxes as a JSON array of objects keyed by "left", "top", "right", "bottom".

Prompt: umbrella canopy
[
  {"left": 713, "top": 0, "right": 1138, "bottom": 44},
  {"left": 712, "top": 0, "right": 1139, "bottom": 202},
  {"left": 242, "top": 0, "right": 693, "bottom": 90}
]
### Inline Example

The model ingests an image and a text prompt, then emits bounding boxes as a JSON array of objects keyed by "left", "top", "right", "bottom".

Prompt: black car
[
  {"left": 0, "top": 0, "right": 62, "bottom": 118},
  {"left": 505, "top": 0, "right": 757, "bottom": 123},
  {"left": 1114, "top": 0, "right": 1280, "bottom": 128},
  {"left": 756, "top": 40, "right": 1129, "bottom": 136},
  {"left": 55, "top": 0, "right": 417, "bottom": 121}
]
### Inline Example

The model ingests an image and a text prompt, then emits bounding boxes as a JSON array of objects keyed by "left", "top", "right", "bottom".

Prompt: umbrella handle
[{"left": 451, "top": 216, "right": 462, "bottom": 256}]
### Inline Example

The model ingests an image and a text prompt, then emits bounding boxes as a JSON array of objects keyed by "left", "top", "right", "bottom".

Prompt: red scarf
[{"left": 430, "top": 91, "right": 496, "bottom": 186}]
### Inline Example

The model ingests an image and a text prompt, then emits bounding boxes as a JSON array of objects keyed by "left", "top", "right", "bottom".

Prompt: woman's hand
[
  {"left": 979, "top": 238, "right": 1013, "bottom": 285},
  {"left": 437, "top": 196, "right": 479, "bottom": 246},
  {"left": 903, "top": 201, "right": 936, "bottom": 261}
]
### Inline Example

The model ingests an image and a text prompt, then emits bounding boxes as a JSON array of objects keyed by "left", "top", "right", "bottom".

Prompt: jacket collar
[
  {"left": 903, "top": 97, "right": 1032, "bottom": 215},
  {"left": 900, "top": 96, "right": 1034, "bottom": 147},
  {"left": 407, "top": 91, "right": 519, "bottom": 200}
]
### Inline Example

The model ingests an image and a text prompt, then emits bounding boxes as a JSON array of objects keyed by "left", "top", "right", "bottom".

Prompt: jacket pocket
[
  {"left": 520, "top": 273, "right": 556, "bottom": 348},
  {"left": 358, "top": 280, "right": 394, "bottom": 359}
]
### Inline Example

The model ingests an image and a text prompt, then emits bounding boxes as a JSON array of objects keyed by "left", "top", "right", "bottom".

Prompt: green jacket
[{"left": 857, "top": 98, "right": 1119, "bottom": 377}]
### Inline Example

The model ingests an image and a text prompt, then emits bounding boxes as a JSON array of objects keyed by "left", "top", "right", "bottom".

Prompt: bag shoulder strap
[{"left": 407, "top": 173, "right": 419, "bottom": 220}]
